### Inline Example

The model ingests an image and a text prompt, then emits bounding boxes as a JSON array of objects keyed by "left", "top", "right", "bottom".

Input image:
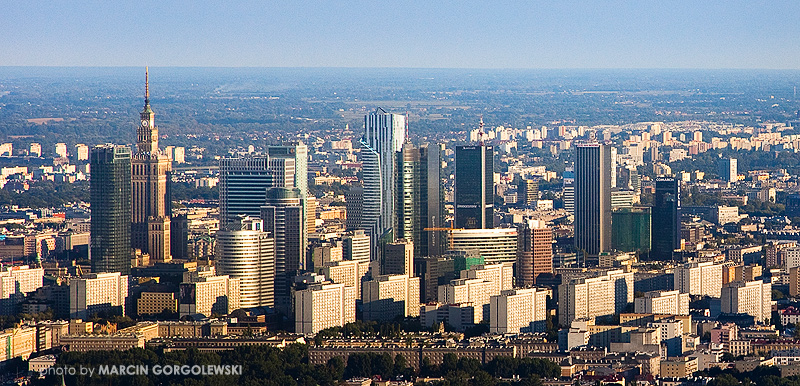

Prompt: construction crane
[{"left": 423, "top": 226, "right": 464, "bottom": 251}]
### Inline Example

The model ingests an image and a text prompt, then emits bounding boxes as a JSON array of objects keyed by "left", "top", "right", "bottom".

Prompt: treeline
[
  {"left": 702, "top": 364, "right": 800, "bottom": 386},
  {"left": 31, "top": 344, "right": 560, "bottom": 386},
  {"left": 0, "top": 180, "right": 89, "bottom": 208}
]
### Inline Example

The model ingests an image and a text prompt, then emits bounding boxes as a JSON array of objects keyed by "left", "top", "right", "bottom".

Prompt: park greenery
[{"left": 31, "top": 344, "right": 560, "bottom": 386}]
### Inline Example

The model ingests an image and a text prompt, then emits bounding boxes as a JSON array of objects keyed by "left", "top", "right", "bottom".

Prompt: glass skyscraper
[
  {"left": 574, "top": 142, "right": 612, "bottom": 266},
  {"left": 454, "top": 145, "right": 494, "bottom": 229},
  {"left": 90, "top": 144, "right": 132, "bottom": 275},
  {"left": 651, "top": 177, "right": 680, "bottom": 261}
]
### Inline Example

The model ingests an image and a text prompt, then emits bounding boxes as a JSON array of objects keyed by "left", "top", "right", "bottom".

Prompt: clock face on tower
[{"left": 141, "top": 120, "right": 149, "bottom": 127}]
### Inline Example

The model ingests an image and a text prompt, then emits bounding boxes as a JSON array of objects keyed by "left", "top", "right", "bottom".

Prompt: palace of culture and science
[{"left": 131, "top": 69, "right": 172, "bottom": 263}]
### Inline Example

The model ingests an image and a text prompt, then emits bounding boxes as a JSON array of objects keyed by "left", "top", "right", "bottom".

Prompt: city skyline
[{"left": 2, "top": 2, "right": 800, "bottom": 69}]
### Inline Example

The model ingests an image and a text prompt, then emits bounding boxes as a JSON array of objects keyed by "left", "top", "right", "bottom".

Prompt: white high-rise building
[
  {"left": 459, "top": 263, "right": 514, "bottom": 295},
  {"left": 69, "top": 272, "right": 128, "bottom": 319},
  {"left": 489, "top": 287, "right": 549, "bottom": 334},
  {"left": 55, "top": 143, "right": 68, "bottom": 158},
  {"left": 343, "top": 230, "right": 371, "bottom": 262},
  {"left": 558, "top": 269, "right": 633, "bottom": 326},
  {"left": 29, "top": 143, "right": 41, "bottom": 157},
  {"left": 721, "top": 280, "right": 772, "bottom": 323},
  {"left": 178, "top": 273, "right": 240, "bottom": 318},
  {"left": 362, "top": 274, "right": 419, "bottom": 321},
  {"left": 74, "top": 144, "right": 89, "bottom": 161},
  {"left": 295, "top": 282, "right": 356, "bottom": 334},
  {"left": 0, "top": 265, "right": 44, "bottom": 315},
  {"left": 634, "top": 290, "right": 690, "bottom": 315},
  {"left": 360, "top": 108, "right": 406, "bottom": 258},
  {"left": 215, "top": 216, "right": 276, "bottom": 309},
  {"left": 674, "top": 261, "right": 723, "bottom": 298},
  {"left": 437, "top": 263, "right": 515, "bottom": 324},
  {"left": 319, "top": 259, "right": 370, "bottom": 297}
]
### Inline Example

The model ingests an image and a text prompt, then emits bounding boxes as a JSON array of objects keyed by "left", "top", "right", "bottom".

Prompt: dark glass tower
[
  {"left": 90, "top": 144, "right": 132, "bottom": 275},
  {"left": 455, "top": 145, "right": 494, "bottom": 229},
  {"left": 574, "top": 142, "right": 612, "bottom": 266},
  {"left": 651, "top": 177, "right": 680, "bottom": 260},
  {"left": 396, "top": 143, "right": 445, "bottom": 257}
]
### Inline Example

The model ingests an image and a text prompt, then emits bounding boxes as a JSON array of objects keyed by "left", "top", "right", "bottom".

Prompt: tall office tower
[
  {"left": 516, "top": 219, "right": 553, "bottom": 286},
  {"left": 383, "top": 239, "right": 414, "bottom": 276},
  {"left": 396, "top": 143, "right": 444, "bottom": 257},
  {"left": 721, "top": 280, "right": 771, "bottom": 323},
  {"left": 294, "top": 282, "right": 356, "bottom": 334},
  {"left": 218, "top": 155, "right": 297, "bottom": 227},
  {"left": 69, "top": 272, "right": 129, "bottom": 319},
  {"left": 634, "top": 290, "right": 690, "bottom": 315},
  {"left": 517, "top": 179, "right": 539, "bottom": 206},
  {"left": 215, "top": 215, "right": 276, "bottom": 309},
  {"left": 345, "top": 186, "right": 363, "bottom": 231},
  {"left": 261, "top": 187, "right": 306, "bottom": 314},
  {"left": 131, "top": 69, "right": 173, "bottom": 263},
  {"left": 674, "top": 261, "right": 724, "bottom": 298},
  {"left": 90, "top": 145, "right": 132, "bottom": 275},
  {"left": 454, "top": 144, "right": 494, "bottom": 229},
  {"left": 74, "top": 144, "right": 89, "bottom": 162},
  {"left": 562, "top": 167, "right": 575, "bottom": 213},
  {"left": 268, "top": 142, "right": 308, "bottom": 197},
  {"left": 651, "top": 177, "right": 681, "bottom": 261},
  {"left": 29, "top": 143, "right": 41, "bottom": 158},
  {"left": 718, "top": 158, "right": 738, "bottom": 183},
  {"left": 360, "top": 108, "right": 406, "bottom": 255},
  {"left": 574, "top": 142, "right": 612, "bottom": 266}
]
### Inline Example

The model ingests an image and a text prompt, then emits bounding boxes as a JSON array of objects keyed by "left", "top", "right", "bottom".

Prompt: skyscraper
[
  {"left": 90, "top": 145, "right": 132, "bottom": 275},
  {"left": 516, "top": 219, "right": 553, "bottom": 286},
  {"left": 454, "top": 145, "right": 493, "bottom": 229},
  {"left": 215, "top": 215, "right": 276, "bottom": 309},
  {"left": 718, "top": 158, "right": 738, "bottom": 183},
  {"left": 218, "top": 143, "right": 305, "bottom": 228},
  {"left": 261, "top": 187, "right": 306, "bottom": 314},
  {"left": 396, "top": 143, "right": 444, "bottom": 257},
  {"left": 574, "top": 142, "right": 612, "bottom": 266},
  {"left": 131, "top": 68, "right": 173, "bottom": 263},
  {"left": 562, "top": 167, "right": 575, "bottom": 213},
  {"left": 360, "top": 108, "right": 406, "bottom": 256},
  {"left": 651, "top": 177, "right": 680, "bottom": 261}
]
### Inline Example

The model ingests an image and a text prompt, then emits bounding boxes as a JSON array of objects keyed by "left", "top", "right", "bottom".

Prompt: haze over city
[{"left": 3, "top": 3, "right": 800, "bottom": 386}]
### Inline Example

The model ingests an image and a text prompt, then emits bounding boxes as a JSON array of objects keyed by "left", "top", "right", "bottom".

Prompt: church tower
[{"left": 131, "top": 68, "right": 173, "bottom": 263}]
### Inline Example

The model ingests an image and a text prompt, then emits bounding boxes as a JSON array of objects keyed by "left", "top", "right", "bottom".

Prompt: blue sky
[{"left": 2, "top": 1, "right": 799, "bottom": 69}]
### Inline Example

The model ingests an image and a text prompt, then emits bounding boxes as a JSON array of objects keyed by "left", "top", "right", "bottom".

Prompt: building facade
[
  {"left": 215, "top": 216, "right": 276, "bottom": 309},
  {"left": 131, "top": 69, "right": 172, "bottom": 263},
  {"left": 90, "top": 144, "right": 132, "bottom": 275},
  {"left": 574, "top": 142, "right": 612, "bottom": 266},
  {"left": 454, "top": 145, "right": 494, "bottom": 229}
]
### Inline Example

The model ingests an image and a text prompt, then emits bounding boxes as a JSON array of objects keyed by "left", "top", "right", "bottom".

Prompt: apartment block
[
  {"left": 295, "top": 282, "right": 356, "bottom": 334},
  {"left": 489, "top": 287, "right": 549, "bottom": 334},
  {"left": 633, "top": 290, "right": 689, "bottom": 315},
  {"left": 674, "top": 261, "right": 723, "bottom": 298},
  {"left": 721, "top": 280, "right": 772, "bottom": 323},
  {"left": 362, "top": 274, "right": 420, "bottom": 321}
]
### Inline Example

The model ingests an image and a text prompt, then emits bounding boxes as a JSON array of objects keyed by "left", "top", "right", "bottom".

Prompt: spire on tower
[
  {"left": 478, "top": 115, "right": 485, "bottom": 146},
  {"left": 145, "top": 67, "right": 150, "bottom": 106}
]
